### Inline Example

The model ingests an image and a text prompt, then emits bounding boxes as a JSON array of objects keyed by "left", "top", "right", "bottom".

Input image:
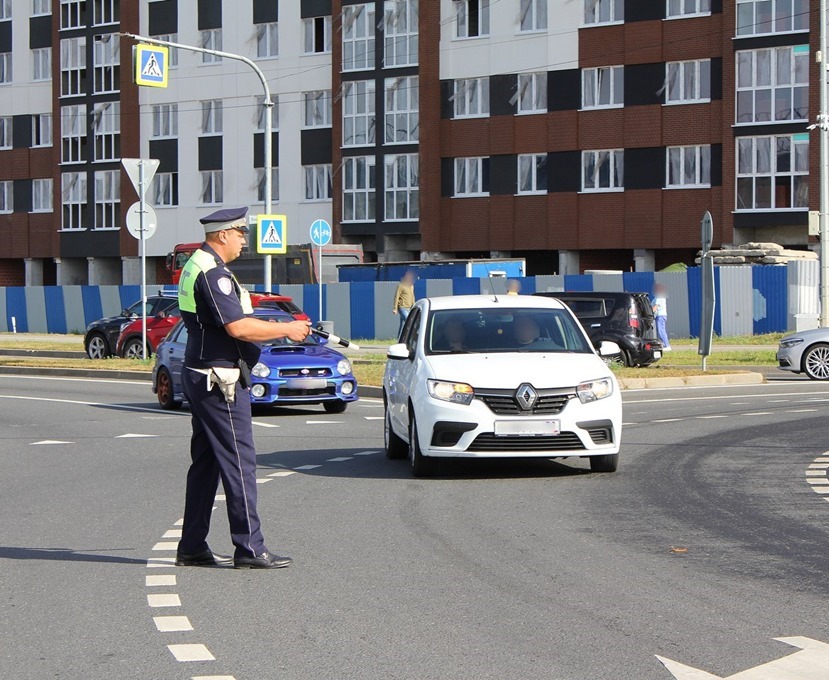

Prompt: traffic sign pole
[
  {"left": 139, "top": 161, "right": 147, "bottom": 361},
  {"left": 309, "top": 220, "right": 332, "bottom": 324}
]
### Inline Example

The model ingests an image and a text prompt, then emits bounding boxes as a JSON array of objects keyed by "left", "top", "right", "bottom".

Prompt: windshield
[
  {"left": 258, "top": 315, "right": 318, "bottom": 347},
  {"left": 426, "top": 308, "right": 592, "bottom": 355}
]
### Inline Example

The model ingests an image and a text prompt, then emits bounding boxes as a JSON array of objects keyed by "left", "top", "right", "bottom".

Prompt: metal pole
[
  {"left": 821, "top": 0, "right": 829, "bottom": 326},
  {"left": 318, "top": 241, "right": 323, "bottom": 321},
  {"left": 139, "top": 160, "right": 147, "bottom": 361}
]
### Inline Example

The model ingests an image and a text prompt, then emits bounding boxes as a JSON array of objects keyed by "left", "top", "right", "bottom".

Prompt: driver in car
[{"left": 513, "top": 314, "right": 543, "bottom": 346}]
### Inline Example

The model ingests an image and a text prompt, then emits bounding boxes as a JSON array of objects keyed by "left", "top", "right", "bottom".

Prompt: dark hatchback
[
  {"left": 84, "top": 294, "right": 179, "bottom": 359},
  {"left": 534, "top": 291, "right": 662, "bottom": 367}
]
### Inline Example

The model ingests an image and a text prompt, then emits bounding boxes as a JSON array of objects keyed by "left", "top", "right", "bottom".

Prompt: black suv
[
  {"left": 534, "top": 291, "right": 662, "bottom": 367},
  {"left": 84, "top": 294, "right": 179, "bottom": 359}
]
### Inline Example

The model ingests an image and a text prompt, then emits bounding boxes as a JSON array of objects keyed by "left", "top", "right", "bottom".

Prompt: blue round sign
[{"left": 310, "top": 219, "right": 332, "bottom": 247}]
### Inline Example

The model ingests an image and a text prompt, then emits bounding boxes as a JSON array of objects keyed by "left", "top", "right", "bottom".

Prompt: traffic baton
[{"left": 311, "top": 326, "right": 360, "bottom": 350}]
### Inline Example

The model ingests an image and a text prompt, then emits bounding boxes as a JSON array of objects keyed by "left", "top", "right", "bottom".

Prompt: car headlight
[
  {"left": 427, "top": 379, "right": 474, "bottom": 405},
  {"left": 119, "top": 322, "right": 131, "bottom": 332},
  {"left": 576, "top": 378, "right": 614, "bottom": 404},
  {"left": 779, "top": 337, "right": 804, "bottom": 349},
  {"left": 251, "top": 362, "right": 270, "bottom": 378},
  {"left": 337, "top": 359, "right": 352, "bottom": 376}
]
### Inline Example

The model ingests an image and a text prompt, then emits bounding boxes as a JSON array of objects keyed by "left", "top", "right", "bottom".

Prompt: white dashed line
[
  {"left": 154, "top": 616, "right": 193, "bottom": 632},
  {"left": 697, "top": 415, "right": 728, "bottom": 419},
  {"left": 147, "top": 557, "right": 176, "bottom": 568},
  {"left": 622, "top": 422, "right": 638, "bottom": 426},
  {"left": 293, "top": 464, "right": 321, "bottom": 470},
  {"left": 255, "top": 478, "right": 271, "bottom": 484},
  {"left": 653, "top": 419, "right": 681, "bottom": 423},
  {"left": 29, "top": 440, "right": 73, "bottom": 445},
  {"left": 162, "top": 529, "right": 182, "bottom": 539},
  {"left": 327, "top": 457, "right": 353, "bottom": 462},
  {"left": 152, "top": 542, "right": 178, "bottom": 551},
  {"left": 741, "top": 412, "right": 773, "bottom": 416},
  {"left": 808, "top": 463, "right": 829, "bottom": 469},
  {"left": 306, "top": 420, "right": 344, "bottom": 424},
  {"left": 807, "top": 478, "right": 829, "bottom": 485},
  {"left": 116, "top": 433, "right": 158, "bottom": 438},
  {"left": 167, "top": 644, "right": 215, "bottom": 662},
  {"left": 768, "top": 399, "right": 791, "bottom": 403},
  {"left": 147, "top": 594, "right": 182, "bottom": 608},
  {"left": 354, "top": 450, "right": 380, "bottom": 456},
  {"left": 268, "top": 470, "right": 297, "bottom": 477},
  {"left": 364, "top": 416, "right": 384, "bottom": 420},
  {"left": 146, "top": 575, "right": 176, "bottom": 587},
  {"left": 252, "top": 421, "right": 280, "bottom": 428},
  {"left": 805, "top": 470, "right": 827, "bottom": 477},
  {"left": 787, "top": 409, "right": 818, "bottom": 413},
  {"left": 173, "top": 518, "right": 184, "bottom": 526}
]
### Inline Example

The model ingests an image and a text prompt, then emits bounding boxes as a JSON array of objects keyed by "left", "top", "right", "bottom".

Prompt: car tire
[
  {"left": 155, "top": 367, "right": 182, "bottom": 411},
  {"left": 408, "top": 414, "right": 436, "bottom": 477},
  {"left": 123, "top": 338, "right": 149, "bottom": 359},
  {"left": 323, "top": 400, "right": 347, "bottom": 414},
  {"left": 801, "top": 343, "right": 829, "bottom": 380},
  {"left": 86, "top": 332, "right": 110, "bottom": 360},
  {"left": 604, "top": 349, "right": 630, "bottom": 368},
  {"left": 384, "top": 403, "right": 408, "bottom": 459},
  {"left": 589, "top": 453, "right": 618, "bottom": 473}
]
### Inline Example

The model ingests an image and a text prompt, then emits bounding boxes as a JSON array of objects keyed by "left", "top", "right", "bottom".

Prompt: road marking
[
  {"left": 152, "top": 542, "right": 178, "bottom": 551},
  {"left": 787, "top": 409, "right": 819, "bottom": 413},
  {"left": 808, "top": 463, "right": 829, "bottom": 469},
  {"left": 0, "top": 394, "right": 185, "bottom": 416},
  {"left": 627, "top": 390, "right": 829, "bottom": 405},
  {"left": 810, "top": 487, "right": 829, "bottom": 494},
  {"left": 294, "top": 464, "right": 321, "bottom": 470},
  {"left": 147, "top": 593, "right": 181, "bottom": 607},
  {"left": 354, "top": 450, "right": 380, "bottom": 456},
  {"left": 807, "top": 478, "right": 829, "bottom": 485},
  {"left": 653, "top": 418, "right": 681, "bottom": 423},
  {"left": 623, "top": 422, "right": 638, "bottom": 426},
  {"left": 697, "top": 415, "right": 728, "bottom": 419},
  {"left": 815, "top": 458, "right": 829, "bottom": 463},
  {"left": 163, "top": 529, "right": 182, "bottom": 539},
  {"left": 741, "top": 412, "right": 773, "bottom": 416},
  {"left": 146, "top": 575, "right": 176, "bottom": 587},
  {"left": 327, "top": 457, "right": 353, "bottom": 462},
  {"left": 154, "top": 615, "right": 193, "bottom": 632},
  {"left": 306, "top": 420, "right": 344, "bottom": 424},
  {"left": 252, "top": 421, "right": 280, "bottom": 428},
  {"left": 147, "top": 557, "right": 176, "bottom": 568},
  {"left": 215, "top": 494, "right": 226, "bottom": 501},
  {"left": 805, "top": 470, "right": 827, "bottom": 477},
  {"left": 268, "top": 470, "right": 296, "bottom": 477},
  {"left": 192, "top": 676, "right": 237, "bottom": 680},
  {"left": 116, "top": 433, "right": 158, "bottom": 438},
  {"left": 255, "top": 478, "right": 271, "bottom": 484},
  {"left": 364, "top": 416, "right": 384, "bottom": 420},
  {"left": 174, "top": 518, "right": 184, "bottom": 526},
  {"left": 167, "top": 644, "right": 215, "bottom": 662},
  {"left": 768, "top": 399, "right": 791, "bottom": 402},
  {"left": 29, "top": 440, "right": 73, "bottom": 445}
]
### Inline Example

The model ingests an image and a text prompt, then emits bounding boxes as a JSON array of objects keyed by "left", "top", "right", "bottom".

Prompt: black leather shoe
[
  {"left": 175, "top": 549, "right": 233, "bottom": 567},
  {"left": 234, "top": 551, "right": 292, "bottom": 569}
]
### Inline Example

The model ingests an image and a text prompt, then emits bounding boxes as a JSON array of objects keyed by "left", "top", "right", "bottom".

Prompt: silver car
[{"left": 777, "top": 328, "right": 829, "bottom": 380}]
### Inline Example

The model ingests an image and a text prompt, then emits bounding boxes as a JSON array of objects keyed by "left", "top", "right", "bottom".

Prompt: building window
[
  {"left": 61, "top": 172, "right": 86, "bottom": 229},
  {"left": 582, "top": 66, "right": 623, "bottom": 109},
  {"left": 32, "top": 47, "right": 51, "bottom": 81},
  {"left": 0, "top": 181, "right": 11, "bottom": 214},
  {"left": 0, "top": 53, "right": 11, "bottom": 84},
  {"left": 737, "top": 0, "right": 808, "bottom": 36},
  {"left": 456, "top": 0, "right": 489, "bottom": 38},
  {"left": 342, "top": 156, "right": 376, "bottom": 221},
  {"left": 152, "top": 172, "right": 178, "bottom": 207},
  {"left": 60, "top": 0, "right": 84, "bottom": 29},
  {"left": 32, "top": 178, "right": 53, "bottom": 212},
  {"left": 61, "top": 104, "right": 86, "bottom": 163},
  {"left": 516, "top": 73, "right": 547, "bottom": 114},
  {"left": 93, "top": 34, "right": 119, "bottom": 94},
  {"left": 256, "top": 167, "right": 279, "bottom": 203},
  {"left": 665, "top": 59, "right": 710, "bottom": 104},
  {"left": 517, "top": 154, "right": 548, "bottom": 194},
  {"left": 201, "top": 100, "right": 222, "bottom": 135},
  {"left": 520, "top": 0, "right": 547, "bottom": 31},
  {"left": 200, "top": 170, "right": 223, "bottom": 204},
  {"left": 304, "top": 16, "right": 332, "bottom": 54},
  {"left": 452, "top": 77, "right": 489, "bottom": 118},
  {"left": 32, "top": 113, "right": 52, "bottom": 147},
  {"left": 304, "top": 164, "right": 332, "bottom": 201},
  {"left": 0, "top": 0, "right": 9, "bottom": 20},
  {"left": 94, "top": 169, "right": 119, "bottom": 229},
  {"left": 304, "top": 91, "right": 332, "bottom": 128},
  {"left": 92, "top": 0, "right": 118, "bottom": 25},
  {"left": 60, "top": 37, "right": 86, "bottom": 96},
  {"left": 342, "top": 80, "right": 376, "bottom": 147},
  {"left": 255, "top": 95, "right": 279, "bottom": 131},
  {"left": 201, "top": 29, "right": 222, "bottom": 63},
  {"left": 151, "top": 35, "right": 178, "bottom": 67},
  {"left": 582, "top": 149, "right": 624, "bottom": 192},
  {"left": 737, "top": 134, "right": 808, "bottom": 210},
  {"left": 384, "top": 0, "right": 418, "bottom": 67},
  {"left": 342, "top": 3, "right": 375, "bottom": 71},
  {"left": 666, "top": 145, "right": 711, "bottom": 188},
  {"left": 385, "top": 77, "right": 419, "bottom": 143},
  {"left": 92, "top": 101, "right": 119, "bottom": 161},
  {"left": 33, "top": 0, "right": 51, "bottom": 16},
  {"left": 152, "top": 104, "right": 177, "bottom": 138},
  {"left": 736, "top": 46, "right": 808, "bottom": 123},
  {"left": 0, "top": 116, "right": 11, "bottom": 148},
  {"left": 385, "top": 154, "right": 419, "bottom": 221},
  {"left": 256, "top": 22, "right": 278, "bottom": 59},
  {"left": 666, "top": 0, "right": 710, "bottom": 17},
  {"left": 584, "top": 0, "right": 623, "bottom": 25},
  {"left": 454, "top": 157, "right": 489, "bottom": 196}
]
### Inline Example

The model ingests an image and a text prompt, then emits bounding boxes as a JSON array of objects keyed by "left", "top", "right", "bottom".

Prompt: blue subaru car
[{"left": 152, "top": 309, "right": 358, "bottom": 413}]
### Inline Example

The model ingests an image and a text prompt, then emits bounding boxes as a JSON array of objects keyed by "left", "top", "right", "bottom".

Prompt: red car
[{"left": 116, "top": 294, "right": 308, "bottom": 358}]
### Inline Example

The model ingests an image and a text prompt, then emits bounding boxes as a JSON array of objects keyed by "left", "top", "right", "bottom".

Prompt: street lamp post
[{"left": 820, "top": 1, "right": 829, "bottom": 326}]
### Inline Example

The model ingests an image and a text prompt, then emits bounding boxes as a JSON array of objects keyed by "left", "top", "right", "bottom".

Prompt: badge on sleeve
[{"left": 217, "top": 277, "right": 233, "bottom": 295}]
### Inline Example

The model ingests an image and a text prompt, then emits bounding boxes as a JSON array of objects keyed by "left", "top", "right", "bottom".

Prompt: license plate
[
  {"left": 654, "top": 351, "right": 662, "bottom": 359},
  {"left": 285, "top": 378, "right": 328, "bottom": 389},
  {"left": 494, "top": 420, "right": 560, "bottom": 437}
]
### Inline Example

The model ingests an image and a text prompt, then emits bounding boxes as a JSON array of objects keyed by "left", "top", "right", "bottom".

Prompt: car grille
[
  {"left": 475, "top": 388, "right": 574, "bottom": 415},
  {"left": 278, "top": 387, "right": 336, "bottom": 397},
  {"left": 278, "top": 367, "right": 332, "bottom": 378},
  {"left": 467, "top": 432, "right": 585, "bottom": 452}
]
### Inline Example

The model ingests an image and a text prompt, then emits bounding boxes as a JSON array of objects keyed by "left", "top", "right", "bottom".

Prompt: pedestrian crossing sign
[
  {"left": 134, "top": 45, "right": 169, "bottom": 88},
  {"left": 256, "top": 214, "right": 287, "bottom": 254}
]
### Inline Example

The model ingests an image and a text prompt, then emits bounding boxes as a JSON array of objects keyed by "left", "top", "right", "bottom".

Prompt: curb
[{"left": 617, "top": 372, "right": 765, "bottom": 390}]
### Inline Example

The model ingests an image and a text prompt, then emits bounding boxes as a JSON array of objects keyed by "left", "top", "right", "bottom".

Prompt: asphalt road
[{"left": 1, "top": 373, "right": 829, "bottom": 679}]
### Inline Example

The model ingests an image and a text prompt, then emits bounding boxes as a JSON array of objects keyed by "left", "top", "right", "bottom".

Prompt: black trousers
[{"left": 179, "top": 367, "right": 266, "bottom": 558}]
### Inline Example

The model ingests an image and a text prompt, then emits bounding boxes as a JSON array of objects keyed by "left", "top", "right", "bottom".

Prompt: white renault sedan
[{"left": 383, "top": 295, "right": 623, "bottom": 476}]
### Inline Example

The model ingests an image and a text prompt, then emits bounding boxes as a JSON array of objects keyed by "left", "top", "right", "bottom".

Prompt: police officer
[{"left": 175, "top": 207, "right": 310, "bottom": 569}]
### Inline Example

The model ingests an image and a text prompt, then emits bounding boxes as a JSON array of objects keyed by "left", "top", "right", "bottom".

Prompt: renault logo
[{"left": 516, "top": 383, "right": 538, "bottom": 411}]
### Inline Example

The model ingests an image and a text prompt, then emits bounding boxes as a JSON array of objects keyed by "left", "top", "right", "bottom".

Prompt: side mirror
[
  {"left": 387, "top": 342, "right": 411, "bottom": 360},
  {"left": 598, "top": 340, "right": 622, "bottom": 357}
]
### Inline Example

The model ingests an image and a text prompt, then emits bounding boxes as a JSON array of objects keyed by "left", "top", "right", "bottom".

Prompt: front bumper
[
  {"left": 249, "top": 376, "right": 359, "bottom": 405},
  {"left": 776, "top": 347, "right": 800, "bottom": 371}
]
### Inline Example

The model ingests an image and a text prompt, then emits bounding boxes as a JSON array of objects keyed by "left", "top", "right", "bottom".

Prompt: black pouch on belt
[{"left": 237, "top": 360, "right": 251, "bottom": 389}]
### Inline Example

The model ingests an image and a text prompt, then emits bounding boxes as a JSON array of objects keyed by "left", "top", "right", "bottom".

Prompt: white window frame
[
  {"left": 385, "top": 154, "right": 419, "bottom": 221},
  {"left": 61, "top": 104, "right": 86, "bottom": 164},
  {"left": 256, "top": 22, "right": 278, "bottom": 59},
  {"left": 201, "top": 100, "right": 222, "bottom": 135},
  {"left": 255, "top": 167, "right": 279, "bottom": 203},
  {"left": 61, "top": 171, "right": 86, "bottom": 230},
  {"left": 342, "top": 80, "right": 376, "bottom": 147},
  {"left": 60, "top": 0, "right": 84, "bottom": 29},
  {"left": 582, "top": 66, "right": 624, "bottom": 109},
  {"left": 152, "top": 172, "right": 177, "bottom": 207},
  {"left": 582, "top": 149, "right": 624, "bottom": 192},
  {"left": 0, "top": 181, "right": 11, "bottom": 214},
  {"left": 454, "top": 157, "right": 489, "bottom": 197},
  {"left": 736, "top": 0, "right": 809, "bottom": 37},
  {"left": 452, "top": 77, "right": 490, "bottom": 118},
  {"left": 304, "top": 164, "right": 332, "bottom": 201},
  {"left": 736, "top": 134, "right": 809, "bottom": 211},
  {"left": 0, "top": 0, "right": 9, "bottom": 20},
  {"left": 255, "top": 95, "right": 279, "bottom": 131},
  {"left": 385, "top": 77, "right": 419, "bottom": 143},
  {"left": 303, "top": 16, "right": 332, "bottom": 55},
  {"left": 342, "top": 156, "right": 376, "bottom": 222},
  {"left": 0, "top": 116, "right": 11, "bottom": 148},
  {"left": 93, "top": 33, "right": 119, "bottom": 94},
  {"left": 152, "top": 104, "right": 177, "bottom": 138},
  {"left": 303, "top": 91, "right": 332, "bottom": 128},
  {"left": 94, "top": 169, "right": 119, "bottom": 229},
  {"left": 151, "top": 35, "right": 178, "bottom": 67},
  {"left": 200, "top": 29, "right": 222, "bottom": 63},
  {"left": 200, "top": 170, "right": 223, "bottom": 205},
  {"left": 32, "top": 113, "right": 52, "bottom": 147},
  {"left": 32, "top": 0, "right": 51, "bottom": 17},
  {"left": 736, "top": 46, "right": 809, "bottom": 124},
  {"left": 60, "top": 36, "right": 85, "bottom": 96},
  {"left": 665, "top": 59, "right": 711, "bottom": 105},
  {"left": 384, "top": 0, "right": 418, "bottom": 67},
  {"left": 665, "top": 0, "right": 710, "bottom": 18},
  {"left": 666, "top": 145, "right": 711, "bottom": 188},
  {"left": 92, "top": 0, "right": 117, "bottom": 26},
  {"left": 32, "top": 47, "right": 51, "bottom": 81},
  {"left": 516, "top": 72, "right": 547, "bottom": 114},
  {"left": 342, "top": 3, "right": 376, "bottom": 72},
  {"left": 519, "top": 0, "right": 547, "bottom": 32},
  {"left": 456, "top": 0, "right": 490, "bottom": 38},
  {"left": 0, "top": 52, "right": 11, "bottom": 85},
  {"left": 517, "top": 153, "right": 548, "bottom": 194},
  {"left": 584, "top": 0, "right": 623, "bottom": 25},
  {"left": 32, "top": 178, "right": 53, "bottom": 213},
  {"left": 92, "top": 101, "right": 119, "bottom": 161}
]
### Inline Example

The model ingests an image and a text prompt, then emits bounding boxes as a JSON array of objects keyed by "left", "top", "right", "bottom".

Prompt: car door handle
[{"left": 591, "top": 323, "right": 601, "bottom": 328}]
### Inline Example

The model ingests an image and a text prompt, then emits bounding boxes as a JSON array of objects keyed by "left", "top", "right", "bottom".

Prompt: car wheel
[
  {"left": 123, "top": 338, "right": 148, "bottom": 359},
  {"left": 86, "top": 333, "right": 110, "bottom": 360},
  {"left": 155, "top": 367, "right": 182, "bottom": 410},
  {"left": 384, "top": 402, "right": 408, "bottom": 459},
  {"left": 801, "top": 343, "right": 829, "bottom": 380},
  {"left": 589, "top": 453, "right": 618, "bottom": 473},
  {"left": 604, "top": 349, "right": 629, "bottom": 368},
  {"left": 408, "top": 414, "right": 436, "bottom": 477},
  {"left": 323, "top": 400, "right": 347, "bottom": 414}
]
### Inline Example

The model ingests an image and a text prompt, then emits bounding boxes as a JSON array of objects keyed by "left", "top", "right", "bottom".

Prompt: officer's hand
[
  {"left": 392, "top": 309, "right": 398, "bottom": 315},
  {"left": 285, "top": 321, "right": 312, "bottom": 343}
]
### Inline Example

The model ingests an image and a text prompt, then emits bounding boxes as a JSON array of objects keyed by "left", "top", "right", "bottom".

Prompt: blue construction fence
[{"left": 0, "top": 261, "right": 819, "bottom": 341}]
